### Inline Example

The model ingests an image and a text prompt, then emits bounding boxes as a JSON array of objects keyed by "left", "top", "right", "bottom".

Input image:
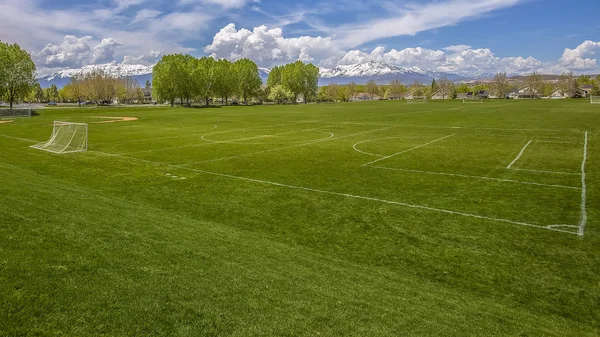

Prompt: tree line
[
  {"left": 153, "top": 55, "right": 263, "bottom": 107},
  {"left": 152, "top": 55, "right": 320, "bottom": 106}
]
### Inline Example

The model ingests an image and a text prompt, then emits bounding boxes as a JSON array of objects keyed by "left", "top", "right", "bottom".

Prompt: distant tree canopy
[
  {"left": 266, "top": 61, "right": 320, "bottom": 104},
  {"left": 0, "top": 41, "right": 36, "bottom": 109}
]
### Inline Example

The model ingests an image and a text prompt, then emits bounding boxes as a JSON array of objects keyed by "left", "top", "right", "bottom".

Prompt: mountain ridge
[{"left": 36, "top": 61, "right": 500, "bottom": 88}]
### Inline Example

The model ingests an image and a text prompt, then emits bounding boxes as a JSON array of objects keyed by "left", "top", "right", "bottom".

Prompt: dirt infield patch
[
  {"left": 92, "top": 116, "right": 138, "bottom": 124},
  {"left": 0, "top": 120, "right": 14, "bottom": 124}
]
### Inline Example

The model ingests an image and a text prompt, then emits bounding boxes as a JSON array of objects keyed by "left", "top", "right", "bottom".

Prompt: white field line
[
  {"left": 509, "top": 168, "right": 581, "bottom": 176},
  {"left": 121, "top": 122, "right": 317, "bottom": 155},
  {"left": 370, "top": 166, "right": 581, "bottom": 190},
  {"left": 362, "top": 134, "right": 455, "bottom": 167},
  {"left": 339, "top": 122, "right": 585, "bottom": 134},
  {"left": 578, "top": 131, "right": 588, "bottom": 236},
  {"left": 200, "top": 127, "right": 329, "bottom": 144},
  {"left": 535, "top": 140, "right": 576, "bottom": 144},
  {"left": 94, "top": 125, "right": 218, "bottom": 146},
  {"left": 89, "top": 150, "right": 579, "bottom": 236},
  {"left": 352, "top": 136, "right": 430, "bottom": 157},
  {"left": 0, "top": 134, "right": 39, "bottom": 143},
  {"left": 506, "top": 140, "right": 532, "bottom": 169},
  {"left": 179, "top": 126, "right": 397, "bottom": 167}
]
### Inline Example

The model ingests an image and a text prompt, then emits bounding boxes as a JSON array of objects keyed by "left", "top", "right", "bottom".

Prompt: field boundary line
[
  {"left": 509, "top": 168, "right": 580, "bottom": 176},
  {"left": 362, "top": 134, "right": 455, "bottom": 167},
  {"left": 507, "top": 140, "right": 532, "bottom": 169},
  {"left": 370, "top": 166, "right": 581, "bottom": 190},
  {"left": 89, "top": 150, "right": 579, "bottom": 236},
  {"left": 578, "top": 131, "right": 588, "bottom": 236},
  {"left": 179, "top": 126, "right": 397, "bottom": 167},
  {"left": 0, "top": 134, "right": 39, "bottom": 143}
]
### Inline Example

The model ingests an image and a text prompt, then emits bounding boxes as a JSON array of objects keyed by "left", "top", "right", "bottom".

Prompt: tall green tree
[
  {"left": 0, "top": 41, "right": 36, "bottom": 109},
  {"left": 234, "top": 59, "right": 262, "bottom": 105},
  {"left": 281, "top": 61, "right": 304, "bottom": 103},
  {"left": 212, "top": 59, "right": 238, "bottom": 105},
  {"left": 266, "top": 66, "right": 283, "bottom": 88},
  {"left": 193, "top": 57, "right": 215, "bottom": 106},
  {"left": 152, "top": 55, "right": 178, "bottom": 107},
  {"left": 300, "top": 63, "right": 319, "bottom": 104}
]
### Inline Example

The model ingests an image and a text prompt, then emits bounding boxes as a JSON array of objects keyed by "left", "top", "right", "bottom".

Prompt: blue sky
[{"left": 1, "top": 0, "right": 599, "bottom": 76}]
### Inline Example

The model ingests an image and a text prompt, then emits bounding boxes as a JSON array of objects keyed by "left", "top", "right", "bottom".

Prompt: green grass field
[{"left": 1, "top": 99, "right": 599, "bottom": 336}]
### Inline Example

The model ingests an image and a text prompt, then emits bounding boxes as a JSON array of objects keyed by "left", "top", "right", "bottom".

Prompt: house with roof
[
  {"left": 513, "top": 87, "right": 542, "bottom": 99},
  {"left": 546, "top": 87, "right": 586, "bottom": 99},
  {"left": 141, "top": 88, "right": 153, "bottom": 104},
  {"left": 581, "top": 84, "right": 593, "bottom": 98},
  {"left": 431, "top": 90, "right": 451, "bottom": 100},
  {"left": 350, "top": 93, "right": 380, "bottom": 101},
  {"left": 477, "top": 90, "right": 490, "bottom": 99}
]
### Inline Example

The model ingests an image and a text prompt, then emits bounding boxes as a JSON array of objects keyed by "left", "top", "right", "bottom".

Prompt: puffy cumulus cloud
[
  {"left": 559, "top": 40, "right": 600, "bottom": 70},
  {"left": 443, "top": 45, "right": 472, "bottom": 52},
  {"left": 35, "top": 35, "right": 162, "bottom": 70},
  {"left": 36, "top": 35, "right": 94, "bottom": 68},
  {"left": 204, "top": 24, "right": 342, "bottom": 67},
  {"left": 91, "top": 38, "right": 123, "bottom": 64},
  {"left": 36, "top": 35, "right": 123, "bottom": 68},
  {"left": 337, "top": 46, "right": 543, "bottom": 75},
  {"left": 122, "top": 50, "right": 162, "bottom": 65}
]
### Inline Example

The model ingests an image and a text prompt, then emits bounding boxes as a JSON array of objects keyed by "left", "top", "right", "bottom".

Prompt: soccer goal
[
  {"left": 591, "top": 96, "right": 600, "bottom": 104},
  {"left": 0, "top": 108, "right": 32, "bottom": 119},
  {"left": 31, "top": 121, "right": 88, "bottom": 154},
  {"left": 406, "top": 96, "right": 428, "bottom": 104},
  {"left": 463, "top": 98, "right": 483, "bottom": 104}
]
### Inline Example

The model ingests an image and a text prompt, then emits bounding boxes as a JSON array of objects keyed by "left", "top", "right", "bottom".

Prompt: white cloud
[
  {"left": 204, "top": 24, "right": 342, "bottom": 67},
  {"left": 132, "top": 9, "right": 162, "bottom": 24},
  {"left": 559, "top": 40, "right": 600, "bottom": 70},
  {"left": 329, "top": 0, "right": 524, "bottom": 48},
  {"left": 178, "top": 0, "right": 252, "bottom": 8},
  {"left": 444, "top": 45, "right": 472, "bottom": 52}
]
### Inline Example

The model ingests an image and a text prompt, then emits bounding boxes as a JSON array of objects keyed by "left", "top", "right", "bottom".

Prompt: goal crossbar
[
  {"left": 30, "top": 121, "right": 88, "bottom": 154},
  {"left": 463, "top": 98, "right": 483, "bottom": 104}
]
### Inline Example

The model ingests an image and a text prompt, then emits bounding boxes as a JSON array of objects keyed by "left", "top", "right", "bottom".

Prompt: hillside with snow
[{"left": 37, "top": 61, "right": 473, "bottom": 88}]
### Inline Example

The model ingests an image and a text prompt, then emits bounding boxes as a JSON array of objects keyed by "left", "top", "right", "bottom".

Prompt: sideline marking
[
  {"left": 90, "top": 150, "right": 579, "bottom": 236},
  {"left": 0, "top": 134, "right": 39, "bottom": 143},
  {"left": 578, "top": 131, "right": 588, "bottom": 236},
  {"left": 362, "top": 134, "right": 455, "bottom": 167},
  {"left": 509, "top": 168, "right": 580, "bottom": 176},
  {"left": 507, "top": 140, "right": 532, "bottom": 169},
  {"left": 370, "top": 166, "right": 580, "bottom": 190}
]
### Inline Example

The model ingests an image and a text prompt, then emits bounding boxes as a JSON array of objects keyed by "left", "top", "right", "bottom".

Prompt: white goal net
[
  {"left": 406, "top": 96, "right": 428, "bottom": 104},
  {"left": 31, "top": 121, "right": 88, "bottom": 154},
  {"left": 591, "top": 96, "right": 600, "bottom": 104},
  {"left": 463, "top": 98, "right": 483, "bottom": 104}
]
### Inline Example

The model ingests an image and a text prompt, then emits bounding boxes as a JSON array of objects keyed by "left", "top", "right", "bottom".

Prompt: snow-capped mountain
[
  {"left": 318, "top": 61, "right": 464, "bottom": 85},
  {"left": 37, "top": 61, "right": 471, "bottom": 89},
  {"left": 38, "top": 62, "right": 154, "bottom": 88}
]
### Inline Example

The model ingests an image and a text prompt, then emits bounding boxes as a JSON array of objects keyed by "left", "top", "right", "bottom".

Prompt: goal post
[
  {"left": 591, "top": 96, "right": 600, "bottom": 104},
  {"left": 463, "top": 98, "right": 483, "bottom": 104},
  {"left": 31, "top": 121, "right": 88, "bottom": 154},
  {"left": 406, "top": 96, "right": 428, "bottom": 104}
]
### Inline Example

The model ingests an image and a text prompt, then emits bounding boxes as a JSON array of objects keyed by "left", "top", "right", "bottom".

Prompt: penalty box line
[
  {"left": 178, "top": 125, "right": 398, "bottom": 167},
  {"left": 362, "top": 134, "right": 455, "bottom": 167},
  {"left": 369, "top": 166, "right": 580, "bottom": 190},
  {"left": 507, "top": 140, "right": 532, "bottom": 169},
  {"left": 90, "top": 150, "right": 579, "bottom": 236}
]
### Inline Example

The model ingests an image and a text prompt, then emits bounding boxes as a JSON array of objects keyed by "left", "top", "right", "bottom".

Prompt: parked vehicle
[{"left": 47, "top": 102, "right": 57, "bottom": 106}]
